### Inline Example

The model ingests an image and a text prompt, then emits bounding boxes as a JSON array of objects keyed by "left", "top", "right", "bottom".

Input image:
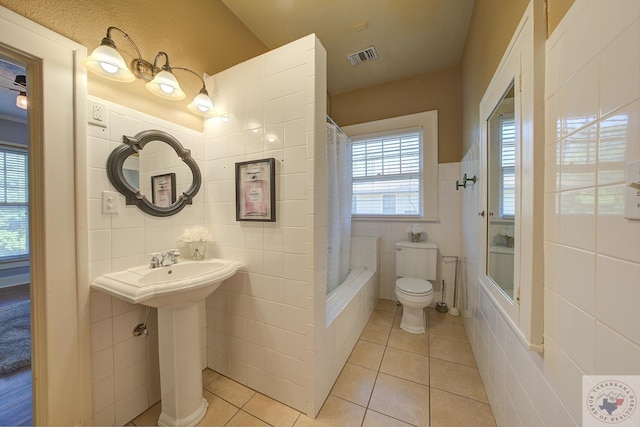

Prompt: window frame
[
  {"left": 343, "top": 111, "right": 439, "bottom": 221},
  {"left": 351, "top": 127, "right": 423, "bottom": 217}
]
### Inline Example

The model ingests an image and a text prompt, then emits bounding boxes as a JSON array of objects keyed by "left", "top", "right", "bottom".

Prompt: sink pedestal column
[{"left": 156, "top": 304, "right": 208, "bottom": 427}]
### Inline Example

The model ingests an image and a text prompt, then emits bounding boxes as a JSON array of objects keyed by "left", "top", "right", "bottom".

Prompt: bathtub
[{"left": 315, "top": 236, "right": 379, "bottom": 415}]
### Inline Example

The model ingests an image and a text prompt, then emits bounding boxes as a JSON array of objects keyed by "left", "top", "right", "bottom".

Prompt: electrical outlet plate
[
  {"left": 88, "top": 101, "right": 107, "bottom": 128},
  {"left": 624, "top": 160, "right": 640, "bottom": 220}
]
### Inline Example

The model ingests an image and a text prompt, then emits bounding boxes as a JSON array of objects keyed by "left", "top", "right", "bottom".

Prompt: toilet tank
[{"left": 395, "top": 241, "right": 438, "bottom": 280}]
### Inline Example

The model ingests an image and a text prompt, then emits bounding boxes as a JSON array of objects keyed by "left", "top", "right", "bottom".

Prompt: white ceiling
[{"left": 221, "top": 0, "right": 475, "bottom": 95}]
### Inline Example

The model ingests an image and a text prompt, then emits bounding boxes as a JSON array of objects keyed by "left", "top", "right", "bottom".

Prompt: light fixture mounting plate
[{"left": 131, "top": 59, "right": 158, "bottom": 82}]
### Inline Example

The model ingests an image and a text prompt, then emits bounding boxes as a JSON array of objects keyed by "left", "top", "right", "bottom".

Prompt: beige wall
[
  {"left": 460, "top": 0, "right": 575, "bottom": 157},
  {"left": 0, "top": 0, "right": 267, "bottom": 131},
  {"left": 459, "top": 0, "right": 530, "bottom": 158},
  {"left": 548, "top": 0, "right": 576, "bottom": 36},
  {"left": 329, "top": 65, "right": 461, "bottom": 164}
]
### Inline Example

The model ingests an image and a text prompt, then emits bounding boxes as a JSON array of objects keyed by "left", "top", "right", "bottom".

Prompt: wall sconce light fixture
[{"left": 82, "top": 27, "right": 215, "bottom": 117}]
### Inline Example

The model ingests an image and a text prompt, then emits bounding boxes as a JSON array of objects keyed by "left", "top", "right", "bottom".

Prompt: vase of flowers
[
  {"left": 178, "top": 225, "right": 214, "bottom": 260},
  {"left": 406, "top": 224, "right": 424, "bottom": 242},
  {"left": 500, "top": 229, "right": 515, "bottom": 248}
]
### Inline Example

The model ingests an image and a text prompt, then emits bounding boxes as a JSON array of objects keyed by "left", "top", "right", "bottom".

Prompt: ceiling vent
[{"left": 347, "top": 46, "right": 379, "bottom": 66}]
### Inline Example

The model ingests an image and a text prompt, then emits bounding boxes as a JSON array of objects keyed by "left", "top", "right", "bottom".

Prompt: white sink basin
[{"left": 91, "top": 258, "right": 243, "bottom": 308}]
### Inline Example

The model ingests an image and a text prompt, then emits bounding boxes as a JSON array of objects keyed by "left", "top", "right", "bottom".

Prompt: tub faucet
[{"left": 160, "top": 249, "right": 180, "bottom": 267}]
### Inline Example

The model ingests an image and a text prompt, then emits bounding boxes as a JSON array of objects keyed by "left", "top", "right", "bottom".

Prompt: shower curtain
[{"left": 326, "top": 123, "right": 352, "bottom": 295}]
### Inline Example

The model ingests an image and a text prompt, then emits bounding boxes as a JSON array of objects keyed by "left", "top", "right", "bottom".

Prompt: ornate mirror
[{"left": 107, "top": 129, "right": 201, "bottom": 217}]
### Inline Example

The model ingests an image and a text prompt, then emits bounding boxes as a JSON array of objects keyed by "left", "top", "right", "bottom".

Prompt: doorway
[
  {"left": 0, "top": 53, "right": 31, "bottom": 426},
  {"left": 0, "top": 6, "right": 92, "bottom": 425}
]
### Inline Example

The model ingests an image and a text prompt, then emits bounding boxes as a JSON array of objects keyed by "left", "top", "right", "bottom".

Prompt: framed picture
[
  {"left": 235, "top": 158, "right": 276, "bottom": 222},
  {"left": 151, "top": 173, "right": 176, "bottom": 207}
]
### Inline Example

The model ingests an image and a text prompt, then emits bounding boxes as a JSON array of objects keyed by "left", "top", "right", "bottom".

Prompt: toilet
[{"left": 395, "top": 241, "right": 437, "bottom": 334}]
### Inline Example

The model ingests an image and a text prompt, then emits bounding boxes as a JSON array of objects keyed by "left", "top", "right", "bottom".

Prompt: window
[
  {"left": 351, "top": 129, "right": 423, "bottom": 216},
  {"left": 499, "top": 114, "right": 515, "bottom": 218},
  {"left": 343, "top": 111, "right": 439, "bottom": 220},
  {"left": 0, "top": 145, "right": 29, "bottom": 260}
]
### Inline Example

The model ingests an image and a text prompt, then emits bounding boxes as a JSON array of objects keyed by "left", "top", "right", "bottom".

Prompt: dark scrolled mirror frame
[{"left": 106, "top": 129, "right": 201, "bottom": 217}]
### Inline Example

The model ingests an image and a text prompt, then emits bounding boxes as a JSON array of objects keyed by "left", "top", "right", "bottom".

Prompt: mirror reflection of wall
[
  {"left": 122, "top": 154, "right": 139, "bottom": 189},
  {"left": 138, "top": 140, "right": 193, "bottom": 201},
  {"left": 487, "top": 81, "right": 515, "bottom": 299}
]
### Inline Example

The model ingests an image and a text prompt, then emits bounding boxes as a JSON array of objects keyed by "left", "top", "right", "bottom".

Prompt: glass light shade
[
  {"left": 16, "top": 93, "right": 27, "bottom": 110},
  {"left": 81, "top": 44, "right": 135, "bottom": 82},
  {"left": 145, "top": 70, "right": 186, "bottom": 100},
  {"left": 187, "top": 92, "right": 215, "bottom": 116}
]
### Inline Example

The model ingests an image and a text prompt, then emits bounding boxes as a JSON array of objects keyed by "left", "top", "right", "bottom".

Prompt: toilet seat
[{"left": 396, "top": 277, "right": 433, "bottom": 296}]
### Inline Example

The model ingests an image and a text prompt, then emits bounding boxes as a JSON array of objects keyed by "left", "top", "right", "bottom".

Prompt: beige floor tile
[
  {"left": 428, "top": 308, "right": 464, "bottom": 325},
  {"left": 198, "top": 390, "right": 239, "bottom": 426},
  {"left": 375, "top": 299, "right": 399, "bottom": 313},
  {"left": 379, "top": 347, "right": 429, "bottom": 385},
  {"left": 131, "top": 401, "right": 161, "bottom": 426},
  {"left": 368, "top": 310, "right": 395, "bottom": 328},
  {"left": 205, "top": 374, "right": 255, "bottom": 407},
  {"left": 348, "top": 340, "right": 385, "bottom": 371},
  {"left": 430, "top": 388, "right": 495, "bottom": 427},
  {"left": 362, "top": 409, "right": 415, "bottom": 427},
  {"left": 430, "top": 358, "right": 488, "bottom": 403},
  {"left": 202, "top": 368, "right": 220, "bottom": 388},
  {"left": 428, "top": 320, "right": 469, "bottom": 341},
  {"left": 387, "top": 327, "right": 429, "bottom": 356},
  {"left": 330, "top": 363, "right": 377, "bottom": 406},
  {"left": 225, "top": 410, "right": 270, "bottom": 426},
  {"left": 360, "top": 322, "right": 391, "bottom": 345},
  {"left": 294, "top": 395, "right": 365, "bottom": 427},
  {"left": 243, "top": 393, "right": 300, "bottom": 427},
  {"left": 368, "top": 373, "right": 429, "bottom": 427},
  {"left": 429, "top": 334, "right": 477, "bottom": 368}
]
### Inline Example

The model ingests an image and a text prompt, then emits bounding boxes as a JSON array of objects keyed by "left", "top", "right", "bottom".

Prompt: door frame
[{"left": 0, "top": 6, "right": 90, "bottom": 426}]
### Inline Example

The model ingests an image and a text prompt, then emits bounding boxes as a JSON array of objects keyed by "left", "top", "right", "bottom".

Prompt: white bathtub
[{"left": 315, "top": 236, "right": 379, "bottom": 415}]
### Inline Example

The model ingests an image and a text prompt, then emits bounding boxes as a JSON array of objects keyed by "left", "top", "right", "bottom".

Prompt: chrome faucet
[{"left": 160, "top": 249, "right": 180, "bottom": 267}]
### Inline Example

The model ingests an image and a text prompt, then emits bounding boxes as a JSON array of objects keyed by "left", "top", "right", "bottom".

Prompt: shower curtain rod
[{"left": 326, "top": 114, "right": 348, "bottom": 137}]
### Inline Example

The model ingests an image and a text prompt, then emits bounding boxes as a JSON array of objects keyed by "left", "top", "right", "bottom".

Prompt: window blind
[
  {"left": 500, "top": 115, "right": 516, "bottom": 218},
  {"left": 351, "top": 129, "right": 422, "bottom": 216},
  {"left": 0, "top": 147, "right": 29, "bottom": 260}
]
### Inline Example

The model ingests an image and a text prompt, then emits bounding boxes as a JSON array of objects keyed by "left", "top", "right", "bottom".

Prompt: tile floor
[{"left": 129, "top": 300, "right": 495, "bottom": 427}]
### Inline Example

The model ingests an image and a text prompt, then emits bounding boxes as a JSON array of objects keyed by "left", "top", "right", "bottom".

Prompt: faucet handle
[
  {"left": 167, "top": 249, "right": 180, "bottom": 263},
  {"left": 149, "top": 252, "right": 161, "bottom": 268}
]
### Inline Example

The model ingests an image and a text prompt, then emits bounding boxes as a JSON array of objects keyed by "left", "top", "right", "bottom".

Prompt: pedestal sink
[{"left": 91, "top": 258, "right": 243, "bottom": 426}]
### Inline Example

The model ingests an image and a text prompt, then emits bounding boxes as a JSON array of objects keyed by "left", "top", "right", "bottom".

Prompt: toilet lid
[{"left": 396, "top": 278, "right": 433, "bottom": 295}]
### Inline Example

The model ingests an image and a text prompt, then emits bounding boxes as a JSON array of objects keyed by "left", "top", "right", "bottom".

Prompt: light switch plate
[
  {"left": 624, "top": 160, "right": 640, "bottom": 220},
  {"left": 102, "top": 191, "right": 119, "bottom": 214}
]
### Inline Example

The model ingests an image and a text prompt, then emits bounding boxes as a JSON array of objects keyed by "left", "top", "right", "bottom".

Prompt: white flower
[
  {"left": 179, "top": 225, "right": 214, "bottom": 244},
  {"left": 405, "top": 224, "right": 423, "bottom": 234},
  {"left": 500, "top": 229, "right": 514, "bottom": 238}
]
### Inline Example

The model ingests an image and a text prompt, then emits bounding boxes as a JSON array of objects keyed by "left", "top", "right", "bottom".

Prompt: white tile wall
[
  {"left": 462, "top": 1, "right": 640, "bottom": 426},
  {"left": 202, "top": 34, "right": 322, "bottom": 414},
  {"left": 352, "top": 162, "right": 462, "bottom": 306},
  {"left": 86, "top": 98, "right": 208, "bottom": 425}
]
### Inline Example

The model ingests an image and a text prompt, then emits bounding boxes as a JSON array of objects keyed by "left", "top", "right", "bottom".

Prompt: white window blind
[
  {"left": 500, "top": 115, "right": 515, "bottom": 218},
  {"left": 0, "top": 146, "right": 29, "bottom": 260},
  {"left": 351, "top": 129, "right": 422, "bottom": 216}
]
